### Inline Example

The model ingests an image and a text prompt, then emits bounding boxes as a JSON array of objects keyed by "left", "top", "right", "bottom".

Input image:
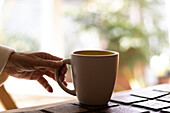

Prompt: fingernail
[
  {"left": 59, "top": 58, "right": 63, "bottom": 60},
  {"left": 46, "top": 86, "right": 53, "bottom": 93},
  {"left": 63, "top": 81, "right": 68, "bottom": 86}
]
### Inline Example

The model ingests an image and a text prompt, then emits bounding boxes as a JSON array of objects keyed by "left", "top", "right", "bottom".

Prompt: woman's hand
[{"left": 3, "top": 52, "right": 67, "bottom": 93}]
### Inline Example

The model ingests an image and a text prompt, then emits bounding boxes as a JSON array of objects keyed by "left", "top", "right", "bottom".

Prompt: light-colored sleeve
[{"left": 0, "top": 45, "right": 15, "bottom": 86}]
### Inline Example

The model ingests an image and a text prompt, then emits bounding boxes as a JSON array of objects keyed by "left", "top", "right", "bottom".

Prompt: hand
[{"left": 3, "top": 52, "right": 68, "bottom": 93}]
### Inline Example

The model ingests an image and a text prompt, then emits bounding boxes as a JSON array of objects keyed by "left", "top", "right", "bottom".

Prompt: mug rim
[{"left": 71, "top": 50, "right": 119, "bottom": 57}]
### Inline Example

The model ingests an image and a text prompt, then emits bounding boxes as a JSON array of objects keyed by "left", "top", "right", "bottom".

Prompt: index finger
[
  {"left": 34, "top": 59, "right": 63, "bottom": 69},
  {"left": 31, "top": 52, "right": 63, "bottom": 61}
]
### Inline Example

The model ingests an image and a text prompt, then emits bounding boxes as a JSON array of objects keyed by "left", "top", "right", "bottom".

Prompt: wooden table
[{"left": 2, "top": 84, "right": 170, "bottom": 113}]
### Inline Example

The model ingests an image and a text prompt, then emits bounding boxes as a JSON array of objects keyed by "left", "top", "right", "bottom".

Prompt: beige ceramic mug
[{"left": 55, "top": 50, "right": 119, "bottom": 106}]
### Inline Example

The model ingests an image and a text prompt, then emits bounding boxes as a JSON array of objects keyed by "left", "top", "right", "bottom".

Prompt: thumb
[{"left": 35, "top": 60, "right": 63, "bottom": 69}]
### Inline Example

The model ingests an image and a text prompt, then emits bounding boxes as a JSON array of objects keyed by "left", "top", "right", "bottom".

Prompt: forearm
[{"left": 0, "top": 45, "right": 15, "bottom": 86}]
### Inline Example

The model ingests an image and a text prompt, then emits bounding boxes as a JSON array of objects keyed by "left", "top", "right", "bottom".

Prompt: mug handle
[{"left": 55, "top": 59, "right": 76, "bottom": 96}]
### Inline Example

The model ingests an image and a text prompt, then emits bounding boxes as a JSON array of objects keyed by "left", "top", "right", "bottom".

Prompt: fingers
[
  {"left": 59, "top": 64, "right": 67, "bottom": 75},
  {"left": 18, "top": 68, "right": 53, "bottom": 80},
  {"left": 33, "top": 68, "right": 68, "bottom": 87},
  {"left": 34, "top": 60, "right": 63, "bottom": 70},
  {"left": 36, "top": 69, "right": 67, "bottom": 92},
  {"left": 31, "top": 52, "right": 62, "bottom": 61},
  {"left": 63, "top": 81, "right": 68, "bottom": 86},
  {"left": 59, "top": 64, "right": 68, "bottom": 86},
  {"left": 37, "top": 77, "right": 53, "bottom": 93},
  {"left": 45, "top": 68, "right": 68, "bottom": 86},
  {"left": 43, "top": 69, "right": 55, "bottom": 80}
]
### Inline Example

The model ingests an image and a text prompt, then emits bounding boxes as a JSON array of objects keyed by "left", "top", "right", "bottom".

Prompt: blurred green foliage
[
  {"left": 0, "top": 33, "right": 40, "bottom": 52},
  {"left": 65, "top": 0, "right": 169, "bottom": 68}
]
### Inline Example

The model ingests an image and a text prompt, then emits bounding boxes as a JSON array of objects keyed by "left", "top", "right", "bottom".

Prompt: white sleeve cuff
[{"left": 0, "top": 45, "right": 15, "bottom": 86}]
